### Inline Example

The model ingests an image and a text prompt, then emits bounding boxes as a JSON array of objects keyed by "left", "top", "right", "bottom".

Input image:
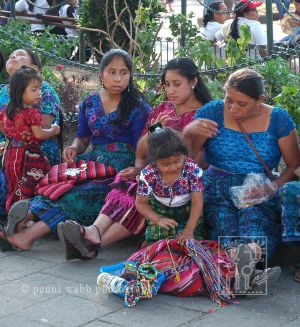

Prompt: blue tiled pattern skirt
[
  {"left": 203, "top": 171, "right": 282, "bottom": 259},
  {"left": 281, "top": 181, "right": 300, "bottom": 243}
]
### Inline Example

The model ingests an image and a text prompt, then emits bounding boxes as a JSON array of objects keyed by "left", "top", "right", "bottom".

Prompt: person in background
[
  {"left": 220, "top": 0, "right": 268, "bottom": 57},
  {"left": 0, "top": 0, "right": 10, "bottom": 25},
  {"left": 280, "top": 0, "right": 300, "bottom": 45},
  {"left": 274, "top": 0, "right": 290, "bottom": 19},
  {"left": 15, "top": 0, "right": 50, "bottom": 33},
  {"left": 59, "top": 0, "right": 78, "bottom": 38},
  {"left": 203, "top": 1, "right": 229, "bottom": 42},
  {"left": 165, "top": 0, "right": 174, "bottom": 13}
]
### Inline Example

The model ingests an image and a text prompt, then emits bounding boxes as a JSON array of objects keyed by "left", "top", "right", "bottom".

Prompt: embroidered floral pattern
[
  {"left": 137, "top": 158, "right": 203, "bottom": 198},
  {"left": 0, "top": 108, "right": 42, "bottom": 143}
]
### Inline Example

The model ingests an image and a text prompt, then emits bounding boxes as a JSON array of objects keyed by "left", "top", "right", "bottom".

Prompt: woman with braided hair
[{"left": 219, "top": 0, "right": 268, "bottom": 57}]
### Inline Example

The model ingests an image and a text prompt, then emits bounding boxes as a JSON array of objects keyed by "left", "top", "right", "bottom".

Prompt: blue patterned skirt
[
  {"left": 203, "top": 169, "right": 282, "bottom": 259},
  {"left": 280, "top": 181, "right": 300, "bottom": 243},
  {"left": 30, "top": 142, "right": 135, "bottom": 231}
]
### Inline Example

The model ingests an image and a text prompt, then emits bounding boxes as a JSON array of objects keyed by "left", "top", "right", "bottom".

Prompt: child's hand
[
  {"left": 156, "top": 217, "right": 178, "bottom": 230},
  {"left": 51, "top": 124, "right": 60, "bottom": 136},
  {"left": 176, "top": 227, "right": 194, "bottom": 245},
  {"left": 155, "top": 113, "right": 174, "bottom": 127}
]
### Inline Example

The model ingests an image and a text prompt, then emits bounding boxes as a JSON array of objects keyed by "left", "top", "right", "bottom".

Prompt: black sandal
[
  {"left": 6, "top": 200, "right": 30, "bottom": 236},
  {"left": 250, "top": 266, "right": 281, "bottom": 293},
  {"left": 57, "top": 222, "right": 85, "bottom": 261},
  {"left": 58, "top": 220, "right": 101, "bottom": 260}
]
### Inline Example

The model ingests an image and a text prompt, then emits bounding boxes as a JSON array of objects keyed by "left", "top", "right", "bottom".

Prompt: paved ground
[
  {"left": 0, "top": 2, "right": 299, "bottom": 327},
  {"left": 0, "top": 235, "right": 299, "bottom": 327}
]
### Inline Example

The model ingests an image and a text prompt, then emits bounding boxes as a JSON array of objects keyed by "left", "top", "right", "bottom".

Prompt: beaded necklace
[{"left": 124, "top": 262, "right": 158, "bottom": 308}]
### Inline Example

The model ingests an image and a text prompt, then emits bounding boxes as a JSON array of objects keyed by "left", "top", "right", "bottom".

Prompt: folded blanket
[{"left": 36, "top": 160, "right": 117, "bottom": 200}]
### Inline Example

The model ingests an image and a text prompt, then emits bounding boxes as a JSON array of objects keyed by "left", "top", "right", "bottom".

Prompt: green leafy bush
[
  {"left": 168, "top": 13, "right": 224, "bottom": 69},
  {"left": 0, "top": 19, "right": 75, "bottom": 70},
  {"left": 79, "top": 0, "right": 164, "bottom": 61}
]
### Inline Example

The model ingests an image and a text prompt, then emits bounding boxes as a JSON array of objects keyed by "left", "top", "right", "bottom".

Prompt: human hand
[
  {"left": 155, "top": 217, "right": 178, "bottom": 230},
  {"left": 176, "top": 227, "right": 194, "bottom": 245},
  {"left": 0, "top": 142, "right": 5, "bottom": 154},
  {"left": 183, "top": 118, "right": 218, "bottom": 138},
  {"left": 51, "top": 124, "right": 60, "bottom": 136},
  {"left": 234, "top": 182, "right": 278, "bottom": 208},
  {"left": 155, "top": 113, "right": 174, "bottom": 127},
  {"left": 119, "top": 166, "right": 141, "bottom": 180},
  {"left": 62, "top": 146, "right": 78, "bottom": 162}
]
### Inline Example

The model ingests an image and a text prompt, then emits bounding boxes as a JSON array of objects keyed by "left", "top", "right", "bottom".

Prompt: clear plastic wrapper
[{"left": 229, "top": 173, "right": 278, "bottom": 209}]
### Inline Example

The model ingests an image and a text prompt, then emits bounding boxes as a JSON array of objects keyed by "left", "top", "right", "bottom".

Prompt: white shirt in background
[
  {"left": 59, "top": 4, "right": 79, "bottom": 37},
  {"left": 15, "top": 0, "right": 49, "bottom": 32},
  {"left": 220, "top": 17, "right": 267, "bottom": 45},
  {"left": 204, "top": 21, "right": 223, "bottom": 41}
]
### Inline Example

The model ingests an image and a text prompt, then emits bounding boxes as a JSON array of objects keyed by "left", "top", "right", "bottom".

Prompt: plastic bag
[{"left": 229, "top": 173, "right": 278, "bottom": 209}]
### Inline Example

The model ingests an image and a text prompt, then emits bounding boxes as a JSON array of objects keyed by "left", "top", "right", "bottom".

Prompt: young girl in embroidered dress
[
  {"left": 135, "top": 127, "right": 204, "bottom": 246},
  {"left": 0, "top": 66, "right": 60, "bottom": 211}
]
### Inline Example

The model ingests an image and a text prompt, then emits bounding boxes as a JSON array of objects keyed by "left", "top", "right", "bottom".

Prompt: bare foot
[{"left": 0, "top": 229, "right": 32, "bottom": 250}]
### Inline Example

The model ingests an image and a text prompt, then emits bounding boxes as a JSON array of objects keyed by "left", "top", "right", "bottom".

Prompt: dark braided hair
[
  {"left": 26, "top": 0, "right": 36, "bottom": 12},
  {"left": 229, "top": 2, "right": 253, "bottom": 40},
  {"left": 148, "top": 127, "right": 188, "bottom": 162},
  {"left": 7, "top": 65, "right": 42, "bottom": 120}
]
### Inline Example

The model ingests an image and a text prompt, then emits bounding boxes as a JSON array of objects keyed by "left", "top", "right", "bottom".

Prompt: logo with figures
[{"left": 218, "top": 236, "right": 269, "bottom": 296}]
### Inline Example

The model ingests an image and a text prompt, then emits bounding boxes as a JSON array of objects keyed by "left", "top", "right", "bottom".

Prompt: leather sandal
[
  {"left": 6, "top": 200, "right": 30, "bottom": 236},
  {"left": 294, "top": 267, "right": 300, "bottom": 283},
  {"left": 234, "top": 244, "right": 256, "bottom": 294},
  {"left": 250, "top": 266, "right": 281, "bottom": 293},
  {"left": 57, "top": 222, "right": 86, "bottom": 261},
  {"left": 61, "top": 220, "right": 101, "bottom": 260}
]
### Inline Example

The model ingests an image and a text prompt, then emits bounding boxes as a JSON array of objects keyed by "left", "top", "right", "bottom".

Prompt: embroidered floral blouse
[
  {"left": 77, "top": 92, "right": 151, "bottom": 148},
  {"left": 0, "top": 107, "right": 42, "bottom": 143},
  {"left": 137, "top": 158, "right": 203, "bottom": 207}
]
